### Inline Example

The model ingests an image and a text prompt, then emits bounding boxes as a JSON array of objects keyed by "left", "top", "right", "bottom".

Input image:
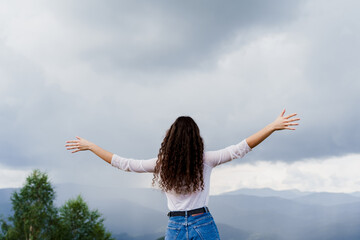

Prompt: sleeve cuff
[
  {"left": 111, "top": 154, "right": 118, "bottom": 166},
  {"left": 244, "top": 139, "right": 252, "bottom": 152}
]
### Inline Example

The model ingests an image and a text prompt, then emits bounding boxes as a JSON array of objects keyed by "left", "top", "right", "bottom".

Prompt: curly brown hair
[{"left": 152, "top": 116, "right": 204, "bottom": 194}]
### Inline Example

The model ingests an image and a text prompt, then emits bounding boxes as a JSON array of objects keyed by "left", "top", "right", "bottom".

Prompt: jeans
[{"left": 165, "top": 211, "right": 220, "bottom": 240}]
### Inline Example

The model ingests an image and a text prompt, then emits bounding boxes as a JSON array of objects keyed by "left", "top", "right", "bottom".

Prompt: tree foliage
[
  {"left": 0, "top": 216, "right": 9, "bottom": 240},
  {"left": 58, "top": 195, "right": 113, "bottom": 240},
  {"left": 0, "top": 170, "right": 114, "bottom": 240},
  {"left": 8, "top": 169, "right": 58, "bottom": 240}
]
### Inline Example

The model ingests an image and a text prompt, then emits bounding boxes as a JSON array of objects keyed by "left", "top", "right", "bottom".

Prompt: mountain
[
  {"left": 224, "top": 187, "right": 309, "bottom": 199},
  {"left": 0, "top": 188, "right": 14, "bottom": 218},
  {"left": 54, "top": 184, "right": 168, "bottom": 237},
  {"left": 349, "top": 191, "right": 360, "bottom": 197},
  {"left": 0, "top": 202, "right": 12, "bottom": 218},
  {"left": 0, "top": 188, "right": 16, "bottom": 202},
  {"left": 2, "top": 186, "right": 360, "bottom": 240},
  {"left": 112, "top": 232, "right": 164, "bottom": 240},
  {"left": 216, "top": 223, "right": 251, "bottom": 240},
  {"left": 209, "top": 193, "right": 360, "bottom": 240},
  {"left": 293, "top": 192, "right": 360, "bottom": 206}
]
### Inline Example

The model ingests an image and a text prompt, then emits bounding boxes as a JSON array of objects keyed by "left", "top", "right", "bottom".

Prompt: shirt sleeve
[
  {"left": 204, "top": 139, "right": 252, "bottom": 168},
  {"left": 111, "top": 154, "right": 157, "bottom": 173}
]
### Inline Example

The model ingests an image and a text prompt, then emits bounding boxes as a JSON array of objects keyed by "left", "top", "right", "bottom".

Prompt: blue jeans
[{"left": 165, "top": 211, "right": 220, "bottom": 240}]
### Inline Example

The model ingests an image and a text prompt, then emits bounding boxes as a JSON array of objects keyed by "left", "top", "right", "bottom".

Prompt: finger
[
  {"left": 285, "top": 123, "right": 299, "bottom": 127},
  {"left": 66, "top": 140, "right": 79, "bottom": 143},
  {"left": 286, "top": 118, "right": 300, "bottom": 122},
  {"left": 285, "top": 127, "right": 296, "bottom": 130},
  {"left": 65, "top": 143, "right": 79, "bottom": 147},
  {"left": 66, "top": 146, "right": 79, "bottom": 150},
  {"left": 285, "top": 113, "right": 297, "bottom": 119},
  {"left": 72, "top": 149, "right": 80, "bottom": 153},
  {"left": 76, "top": 136, "right": 81, "bottom": 140},
  {"left": 66, "top": 146, "right": 78, "bottom": 150},
  {"left": 66, "top": 148, "right": 78, "bottom": 151},
  {"left": 280, "top": 108, "right": 286, "bottom": 117}
]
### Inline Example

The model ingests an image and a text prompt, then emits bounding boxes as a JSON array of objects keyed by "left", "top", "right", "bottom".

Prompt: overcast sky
[{"left": 1, "top": 0, "right": 359, "bottom": 193}]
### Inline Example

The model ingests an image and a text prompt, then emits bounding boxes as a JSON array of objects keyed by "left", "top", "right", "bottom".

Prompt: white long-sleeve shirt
[{"left": 111, "top": 139, "right": 252, "bottom": 211}]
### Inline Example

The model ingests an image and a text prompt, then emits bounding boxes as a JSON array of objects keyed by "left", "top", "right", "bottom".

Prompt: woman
[{"left": 65, "top": 109, "right": 299, "bottom": 239}]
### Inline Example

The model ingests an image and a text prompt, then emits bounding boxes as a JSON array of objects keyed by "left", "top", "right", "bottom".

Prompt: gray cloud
[
  {"left": 0, "top": 0, "right": 359, "bottom": 189},
  {"left": 48, "top": 0, "right": 303, "bottom": 74}
]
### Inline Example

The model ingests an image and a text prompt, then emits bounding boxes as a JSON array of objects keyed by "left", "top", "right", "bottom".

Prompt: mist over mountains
[{"left": 1, "top": 185, "right": 360, "bottom": 240}]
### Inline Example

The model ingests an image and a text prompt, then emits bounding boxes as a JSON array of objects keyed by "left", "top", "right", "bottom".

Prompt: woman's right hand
[{"left": 65, "top": 136, "right": 94, "bottom": 153}]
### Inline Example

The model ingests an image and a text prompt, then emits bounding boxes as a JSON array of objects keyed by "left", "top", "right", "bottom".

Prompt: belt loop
[{"left": 205, "top": 207, "right": 209, "bottom": 213}]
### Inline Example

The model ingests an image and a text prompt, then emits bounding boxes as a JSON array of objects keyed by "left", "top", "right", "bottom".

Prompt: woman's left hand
[{"left": 270, "top": 109, "right": 300, "bottom": 131}]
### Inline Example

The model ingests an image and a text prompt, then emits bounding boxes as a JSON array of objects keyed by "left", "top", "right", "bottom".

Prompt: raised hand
[
  {"left": 65, "top": 136, "right": 93, "bottom": 153},
  {"left": 270, "top": 109, "right": 300, "bottom": 131},
  {"left": 246, "top": 109, "right": 300, "bottom": 149}
]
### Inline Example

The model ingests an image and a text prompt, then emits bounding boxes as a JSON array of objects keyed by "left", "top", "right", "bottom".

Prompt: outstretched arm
[
  {"left": 246, "top": 109, "right": 300, "bottom": 149},
  {"left": 65, "top": 136, "right": 113, "bottom": 164}
]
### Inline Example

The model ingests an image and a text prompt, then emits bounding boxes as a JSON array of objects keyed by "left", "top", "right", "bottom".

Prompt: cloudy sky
[{"left": 1, "top": 0, "right": 359, "bottom": 194}]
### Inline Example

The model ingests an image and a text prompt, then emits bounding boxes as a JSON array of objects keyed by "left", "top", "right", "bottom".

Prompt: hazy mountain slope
[
  {"left": 209, "top": 195, "right": 310, "bottom": 239},
  {"left": 209, "top": 194, "right": 360, "bottom": 240},
  {"left": 112, "top": 232, "right": 164, "bottom": 240},
  {"left": 0, "top": 202, "right": 12, "bottom": 218},
  {"left": 54, "top": 184, "right": 168, "bottom": 212},
  {"left": 0, "top": 188, "right": 15, "bottom": 202},
  {"left": 293, "top": 192, "right": 360, "bottom": 206},
  {"left": 216, "top": 223, "right": 250, "bottom": 240},
  {"left": 0, "top": 188, "right": 14, "bottom": 218},
  {"left": 54, "top": 183, "right": 168, "bottom": 236},
  {"left": 224, "top": 188, "right": 309, "bottom": 199},
  {"left": 96, "top": 198, "right": 167, "bottom": 236},
  {"left": 351, "top": 192, "right": 360, "bottom": 197},
  {"left": 2, "top": 186, "right": 360, "bottom": 239}
]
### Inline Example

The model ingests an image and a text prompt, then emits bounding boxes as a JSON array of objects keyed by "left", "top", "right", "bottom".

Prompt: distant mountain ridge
[
  {"left": 224, "top": 187, "right": 360, "bottom": 206},
  {"left": 1, "top": 186, "right": 360, "bottom": 240},
  {"left": 293, "top": 192, "right": 360, "bottom": 206},
  {"left": 223, "top": 187, "right": 310, "bottom": 199},
  {"left": 0, "top": 188, "right": 16, "bottom": 218}
]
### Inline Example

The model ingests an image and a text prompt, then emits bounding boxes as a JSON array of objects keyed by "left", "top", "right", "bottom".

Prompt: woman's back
[{"left": 111, "top": 138, "right": 251, "bottom": 211}]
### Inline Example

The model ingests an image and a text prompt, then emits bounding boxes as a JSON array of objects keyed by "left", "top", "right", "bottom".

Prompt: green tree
[
  {"left": 7, "top": 169, "right": 59, "bottom": 240},
  {"left": 58, "top": 195, "right": 113, "bottom": 240},
  {"left": 0, "top": 170, "right": 58, "bottom": 240},
  {"left": 1, "top": 170, "right": 114, "bottom": 240}
]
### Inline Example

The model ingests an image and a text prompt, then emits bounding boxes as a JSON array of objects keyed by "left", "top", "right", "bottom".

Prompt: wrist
[
  {"left": 88, "top": 142, "right": 96, "bottom": 151},
  {"left": 266, "top": 123, "right": 276, "bottom": 132}
]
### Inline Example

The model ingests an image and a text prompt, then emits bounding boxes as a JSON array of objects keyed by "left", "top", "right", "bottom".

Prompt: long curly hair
[{"left": 152, "top": 116, "right": 204, "bottom": 194}]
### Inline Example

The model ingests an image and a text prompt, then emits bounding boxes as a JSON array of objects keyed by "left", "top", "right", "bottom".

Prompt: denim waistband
[{"left": 168, "top": 206, "right": 209, "bottom": 217}]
